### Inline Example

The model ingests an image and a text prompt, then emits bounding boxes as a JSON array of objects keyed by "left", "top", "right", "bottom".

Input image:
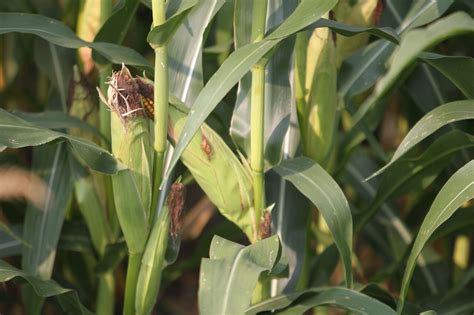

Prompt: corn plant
[{"left": 0, "top": 0, "right": 473, "bottom": 314}]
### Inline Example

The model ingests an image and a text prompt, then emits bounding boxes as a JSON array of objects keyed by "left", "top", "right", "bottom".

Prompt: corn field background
[{"left": 0, "top": 0, "right": 473, "bottom": 314}]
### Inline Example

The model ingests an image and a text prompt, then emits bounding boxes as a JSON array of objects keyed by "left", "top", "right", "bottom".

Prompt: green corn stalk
[
  {"left": 99, "top": 66, "right": 152, "bottom": 315},
  {"left": 134, "top": 73, "right": 256, "bottom": 243},
  {"left": 298, "top": 14, "right": 338, "bottom": 167},
  {"left": 333, "top": 0, "right": 380, "bottom": 68}
]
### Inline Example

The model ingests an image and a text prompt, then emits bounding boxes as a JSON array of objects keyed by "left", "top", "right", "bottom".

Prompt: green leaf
[
  {"left": 343, "top": 152, "right": 437, "bottom": 290},
  {"left": 0, "top": 259, "right": 92, "bottom": 314},
  {"left": 198, "top": 235, "right": 283, "bottom": 315},
  {"left": 398, "top": 160, "right": 474, "bottom": 313},
  {"left": 246, "top": 287, "right": 397, "bottom": 315},
  {"left": 274, "top": 157, "right": 353, "bottom": 288},
  {"left": 338, "top": 0, "right": 455, "bottom": 98},
  {"left": 165, "top": 0, "right": 338, "bottom": 181},
  {"left": 358, "top": 130, "right": 474, "bottom": 228},
  {"left": 0, "top": 108, "right": 119, "bottom": 174},
  {"left": 311, "top": 18, "right": 400, "bottom": 44},
  {"left": 168, "top": 0, "right": 225, "bottom": 105},
  {"left": 13, "top": 111, "right": 105, "bottom": 141},
  {"left": 21, "top": 144, "right": 73, "bottom": 313},
  {"left": 351, "top": 12, "right": 474, "bottom": 126},
  {"left": 420, "top": 52, "right": 474, "bottom": 99},
  {"left": 231, "top": 1, "right": 297, "bottom": 166},
  {"left": 266, "top": 170, "right": 310, "bottom": 293},
  {"left": 0, "top": 12, "right": 153, "bottom": 73},
  {"left": 147, "top": 0, "right": 199, "bottom": 48},
  {"left": 369, "top": 100, "right": 474, "bottom": 179},
  {"left": 72, "top": 162, "right": 112, "bottom": 256},
  {"left": 0, "top": 225, "right": 22, "bottom": 258},
  {"left": 94, "top": 0, "right": 140, "bottom": 44}
]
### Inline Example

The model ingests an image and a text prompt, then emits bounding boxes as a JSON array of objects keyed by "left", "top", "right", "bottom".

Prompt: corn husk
[
  {"left": 135, "top": 75, "right": 257, "bottom": 242},
  {"left": 334, "top": 0, "right": 380, "bottom": 67},
  {"left": 101, "top": 66, "right": 152, "bottom": 254},
  {"left": 300, "top": 15, "right": 338, "bottom": 166}
]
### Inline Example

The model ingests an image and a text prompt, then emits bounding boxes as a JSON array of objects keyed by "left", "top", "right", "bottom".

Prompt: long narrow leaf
[
  {"left": 398, "top": 160, "right": 474, "bottom": 312},
  {"left": 0, "top": 260, "right": 91, "bottom": 314},
  {"left": 351, "top": 12, "right": 474, "bottom": 126},
  {"left": 0, "top": 108, "right": 119, "bottom": 174},
  {"left": 0, "top": 13, "right": 152, "bottom": 72},
  {"left": 246, "top": 287, "right": 397, "bottom": 315},
  {"left": 369, "top": 100, "right": 474, "bottom": 179},
  {"left": 274, "top": 157, "right": 353, "bottom": 288}
]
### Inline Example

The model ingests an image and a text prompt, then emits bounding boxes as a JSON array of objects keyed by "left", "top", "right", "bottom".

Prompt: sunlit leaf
[
  {"left": 274, "top": 157, "right": 353, "bottom": 288},
  {"left": 398, "top": 160, "right": 474, "bottom": 312}
]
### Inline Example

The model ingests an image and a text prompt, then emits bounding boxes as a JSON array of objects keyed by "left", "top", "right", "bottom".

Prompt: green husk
[
  {"left": 103, "top": 66, "right": 152, "bottom": 254},
  {"left": 136, "top": 74, "right": 256, "bottom": 242},
  {"left": 135, "top": 205, "right": 169, "bottom": 315},
  {"left": 299, "top": 17, "right": 338, "bottom": 166},
  {"left": 334, "top": 0, "right": 379, "bottom": 67},
  {"left": 167, "top": 97, "right": 256, "bottom": 242}
]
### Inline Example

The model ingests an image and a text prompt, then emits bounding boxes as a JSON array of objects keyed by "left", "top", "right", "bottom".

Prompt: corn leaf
[
  {"left": 0, "top": 108, "right": 119, "bottom": 174},
  {"left": 198, "top": 235, "right": 283, "bottom": 315},
  {"left": 246, "top": 287, "right": 397, "bottom": 315},
  {"left": 369, "top": 100, "right": 474, "bottom": 179},
  {"left": 398, "top": 160, "right": 474, "bottom": 313},
  {"left": 168, "top": 0, "right": 225, "bottom": 105},
  {"left": 274, "top": 157, "right": 353, "bottom": 288},
  {"left": 147, "top": 0, "right": 199, "bottom": 48},
  {"left": 0, "top": 259, "right": 92, "bottom": 314},
  {"left": 338, "top": 0, "right": 454, "bottom": 98},
  {"left": 166, "top": 0, "right": 338, "bottom": 180},
  {"left": 351, "top": 12, "right": 474, "bottom": 126},
  {"left": 231, "top": 0, "right": 297, "bottom": 166},
  {"left": 0, "top": 13, "right": 152, "bottom": 73},
  {"left": 420, "top": 52, "right": 474, "bottom": 99}
]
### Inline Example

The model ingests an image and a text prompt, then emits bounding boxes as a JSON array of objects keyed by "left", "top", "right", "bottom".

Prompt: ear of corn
[
  {"left": 135, "top": 205, "right": 169, "bottom": 315},
  {"left": 334, "top": 0, "right": 380, "bottom": 67},
  {"left": 135, "top": 75, "right": 257, "bottom": 242},
  {"left": 167, "top": 101, "right": 256, "bottom": 242},
  {"left": 300, "top": 14, "right": 338, "bottom": 166},
  {"left": 103, "top": 66, "right": 152, "bottom": 255}
]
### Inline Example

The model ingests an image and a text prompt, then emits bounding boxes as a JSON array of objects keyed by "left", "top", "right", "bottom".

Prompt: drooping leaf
[
  {"left": 168, "top": 0, "right": 225, "bottom": 105},
  {"left": 420, "top": 52, "right": 474, "bottom": 99},
  {"left": 369, "top": 100, "right": 474, "bottom": 179},
  {"left": 398, "top": 160, "right": 474, "bottom": 313},
  {"left": 165, "top": 0, "right": 338, "bottom": 180},
  {"left": 351, "top": 12, "right": 474, "bottom": 126},
  {"left": 266, "top": 170, "right": 310, "bottom": 293},
  {"left": 274, "top": 157, "right": 353, "bottom": 288},
  {"left": 0, "top": 108, "right": 119, "bottom": 174},
  {"left": 0, "top": 260, "right": 92, "bottom": 314},
  {"left": 246, "top": 287, "right": 397, "bottom": 315},
  {"left": 94, "top": 0, "right": 140, "bottom": 45},
  {"left": 358, "top": 130, "right": 474, "bottom": 228},
  {"left": 21, "top": 144, "right": 73, "bottom": 313},
  {"left": 338, "top": 0, "right": 455, "bottom": 98},
  {"left": 13, "top": 111, "right": 105, "bottom": 140},
  {"left": 147, "top": 0, "right": 199, "bottom": 48},
  {"left": 198, "top": 235, "right": 283, "bottom": 315},
  {"left": 0, "top": 12, "right": 153, "bottom": 73}
]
